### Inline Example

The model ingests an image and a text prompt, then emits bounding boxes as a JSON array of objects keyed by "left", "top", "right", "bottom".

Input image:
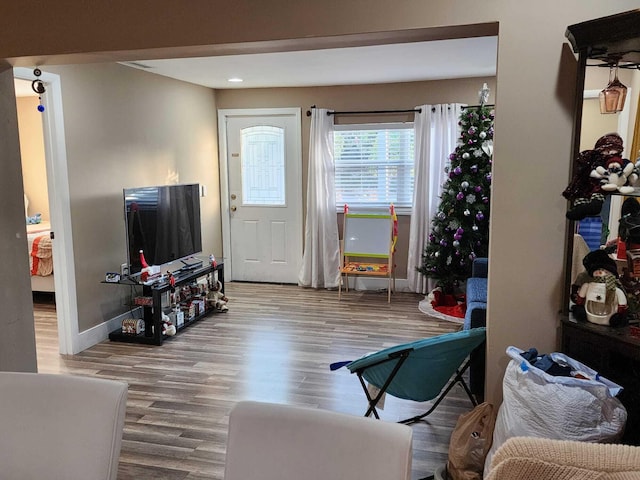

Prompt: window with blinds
[{"left": 334, "top": 123, "right": 414, "bottom": 212}]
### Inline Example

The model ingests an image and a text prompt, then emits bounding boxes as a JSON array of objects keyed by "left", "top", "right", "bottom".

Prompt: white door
[{"left": 220, "top": 109, "right": 302, "bottom": 283}]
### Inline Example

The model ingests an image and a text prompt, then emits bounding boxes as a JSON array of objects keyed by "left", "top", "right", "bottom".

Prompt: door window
[{"left": 241, "top": 125, "right": 285, "bottom": 206}]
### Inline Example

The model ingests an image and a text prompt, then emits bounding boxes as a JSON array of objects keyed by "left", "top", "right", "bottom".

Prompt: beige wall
[
  {"left": 217, "top": 77, "right": 497, "bottom": 278},
  {"left": 17, "top": 96, "right": 49, "bottom": 221},
  {"left": 0, "top": 67, "right": 37, "bottom": 372},
  {"left": 42, "top": 63, "right": 220, "bottom": 332},
  {"left": 2, "top": 1, "right": 640, "bottom": 401}
]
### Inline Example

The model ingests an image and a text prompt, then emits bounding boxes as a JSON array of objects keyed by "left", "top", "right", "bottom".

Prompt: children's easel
[{"left": 339, "top": 205, "right": 397, "bottom": 303}]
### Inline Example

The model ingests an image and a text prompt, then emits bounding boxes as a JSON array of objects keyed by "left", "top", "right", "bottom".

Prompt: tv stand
[{"left": 107, "top": 262, "right": 224, "bottom": 345}]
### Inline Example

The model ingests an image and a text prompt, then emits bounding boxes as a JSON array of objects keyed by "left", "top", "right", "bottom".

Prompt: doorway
[
  {"left": 13, "top": 67, "right": 79, "bottom": 357},
  {"left": 218, "top": 108, "right": 303, "bottom": 283}
]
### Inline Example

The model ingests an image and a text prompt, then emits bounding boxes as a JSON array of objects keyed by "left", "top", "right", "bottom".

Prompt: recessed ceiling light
[{"left": 228, "top": 77, "right": 243, "bottom": 83}]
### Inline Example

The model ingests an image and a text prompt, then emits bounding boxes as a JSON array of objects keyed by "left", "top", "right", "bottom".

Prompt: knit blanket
[
  {"left": 30, "top": 234, "right": 53, "bottom": 276},
  {"left": 485, "top": 436, "right": 640, "bottom": 480}
]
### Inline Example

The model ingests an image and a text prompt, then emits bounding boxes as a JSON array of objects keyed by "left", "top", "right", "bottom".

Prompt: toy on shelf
[
  {"left": 206, "top": 280, "right": 228, "bottom": 312},
  {"left": 160, "top": 312, "right": 176, "bottom": 336},
  {"left": 562, "top": 133, "right": 638, "bottom": 220},
  {"left": 572, "top": 249, "right": 628, "bottom": 327}
]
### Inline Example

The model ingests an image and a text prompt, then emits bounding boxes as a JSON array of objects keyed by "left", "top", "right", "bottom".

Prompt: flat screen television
[{"left": 124, "top": 183, "right": 202, "bottom": 275}]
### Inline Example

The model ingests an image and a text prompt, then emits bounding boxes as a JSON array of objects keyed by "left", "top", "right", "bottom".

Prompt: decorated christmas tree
[{"left": 418, "top": 92, "right": 494, "bottom": 293}]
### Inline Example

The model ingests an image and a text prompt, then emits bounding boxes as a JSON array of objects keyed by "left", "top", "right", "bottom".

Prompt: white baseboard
[
  {"left": 342, "top": 277, "right": 412, "bottom": 293},
  {"left": 77, "top": 307, "right": 142, "bottom": 352}
]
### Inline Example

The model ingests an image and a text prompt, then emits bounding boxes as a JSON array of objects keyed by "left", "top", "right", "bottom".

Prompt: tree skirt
[{"left": 418, "top": 288, "right": 466, "bottom": 324}]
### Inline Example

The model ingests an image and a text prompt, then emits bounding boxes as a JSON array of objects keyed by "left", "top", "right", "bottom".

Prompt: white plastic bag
[{"left": 484, "top": 346, "right": 627, "bottom": 476}]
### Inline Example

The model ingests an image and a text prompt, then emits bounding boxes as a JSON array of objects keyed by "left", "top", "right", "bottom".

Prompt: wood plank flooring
[{"left": 33, "top": 283, "right": 469, "bottom": 480}]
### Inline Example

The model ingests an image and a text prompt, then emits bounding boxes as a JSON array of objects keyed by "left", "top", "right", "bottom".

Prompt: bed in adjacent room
[{"left": 27, "top": 221, "right": 54, "bottom": 293}]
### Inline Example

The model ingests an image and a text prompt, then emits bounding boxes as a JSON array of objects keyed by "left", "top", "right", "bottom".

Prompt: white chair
[
  {"left": 224, "top": 401, "right": 413, "bottom": 480},
  {"left": 0, "top": 372, "right": 128, "bottom": 480}
]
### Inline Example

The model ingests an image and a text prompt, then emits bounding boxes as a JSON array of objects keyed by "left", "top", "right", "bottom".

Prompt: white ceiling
[
  {"left": 120, "top": 36, "right": 498, "bottom": 89},
  {"left": 14, "top": 36, "right": 497, "bottom": 95}
]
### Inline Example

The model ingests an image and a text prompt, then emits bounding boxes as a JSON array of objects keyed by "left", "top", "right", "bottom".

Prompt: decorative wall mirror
[
  {"left": 561, "top": 9, "right": 640, "bottom": 448},
  {"left": 566, "top": 62, "right": 640, "bottom": 324}
]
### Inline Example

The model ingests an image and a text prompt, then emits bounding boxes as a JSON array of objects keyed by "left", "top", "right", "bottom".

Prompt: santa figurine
[{"left": 572, "top": 249, "right": 628, "bottom": 327}]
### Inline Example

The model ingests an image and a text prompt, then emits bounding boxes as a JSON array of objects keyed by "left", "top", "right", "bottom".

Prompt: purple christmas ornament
[
  {"left": 476, "top": 212, "right": 484, "bottom": 221},
  {"left": 440, "top": 239, "right": 448, "bottom": 247},
  {"left": 470, "top": 164, "right": 478, "bottom": 173},
  {"left": 475, "top": 185, "right": 482, "bottom": 193},
  {"left": 456, "top": 192, "right": 464, "bottom": 201},
  {"left": 456, "top": 227, "right": 464, "bottom": 234},
  {"left": 453, "top": 166, "right": 462, "bottom": 175}
]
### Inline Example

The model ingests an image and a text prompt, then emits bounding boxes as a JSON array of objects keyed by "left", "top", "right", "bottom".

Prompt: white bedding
[{"left": 27, "top": 221, "right": 55, "bottom": 292}]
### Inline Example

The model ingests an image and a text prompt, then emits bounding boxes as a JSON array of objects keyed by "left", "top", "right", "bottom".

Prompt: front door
[{"left": 220, "top": 109, "right": 302, "bottom": 283}]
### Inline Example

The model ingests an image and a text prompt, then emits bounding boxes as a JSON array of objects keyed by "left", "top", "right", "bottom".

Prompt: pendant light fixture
[{"left": 599, "top": 60, "right": 627, "bottom": 114}]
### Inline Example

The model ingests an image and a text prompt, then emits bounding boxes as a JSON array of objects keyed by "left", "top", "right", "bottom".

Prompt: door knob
[
  {"left": 230, "top": 205, "right": 237, "bottom": 212},
  {"left": 231, "top": 194, "right": 237, "bottom": 200}
]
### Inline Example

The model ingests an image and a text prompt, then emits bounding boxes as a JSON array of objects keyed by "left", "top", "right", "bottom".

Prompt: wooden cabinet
[
  {"left": 561, "top": 319, "right": 640, "bottom": 445},
  {"left": 561, "top": 10, "right": 640, "bottom": 445}
]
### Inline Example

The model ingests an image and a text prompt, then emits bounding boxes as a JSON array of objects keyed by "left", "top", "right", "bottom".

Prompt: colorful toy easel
[{"left": 339, "top": 204, "right": 398, "bottom": 303}]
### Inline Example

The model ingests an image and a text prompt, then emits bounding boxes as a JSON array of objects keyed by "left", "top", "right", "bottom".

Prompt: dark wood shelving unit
[{"left": 107, "top": 262, "right": 224, "bottom": 346}]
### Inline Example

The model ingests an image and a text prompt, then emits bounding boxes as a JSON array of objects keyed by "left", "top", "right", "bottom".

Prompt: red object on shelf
[
  {"left": 617, "top": 238, "right": 627, "bottom": 260},
  {"left": 140, "top": 250, "right": 150, "bottom": 282}
]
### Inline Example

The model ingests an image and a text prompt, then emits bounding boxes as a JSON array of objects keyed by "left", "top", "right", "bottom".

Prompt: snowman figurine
[{"left": 573, "top": 249, "right": 628, "bottom": 327}]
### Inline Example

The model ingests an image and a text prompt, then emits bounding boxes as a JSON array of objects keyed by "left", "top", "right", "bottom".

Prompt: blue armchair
[
  {"left": 464, "top": 257, "right": 488, "bottom": 400},
  {"left": 464, "top": 257, "right": 488, "bottom": 330}
]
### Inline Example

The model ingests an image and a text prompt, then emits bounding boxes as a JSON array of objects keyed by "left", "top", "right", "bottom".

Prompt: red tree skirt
[{"left": 418, "top": 288, "right": 466, "bottom": 324}]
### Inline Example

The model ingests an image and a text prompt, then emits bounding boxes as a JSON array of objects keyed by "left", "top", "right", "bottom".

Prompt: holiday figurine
[
  {"left": 139, "top": 250, "right": 151, "bottom": 282},
  {"left": 206, "top": 280, "right": 228, "bottom": 312},
  {"left": 572, "top": 249, "right": 628, "bottom": 327},
  {"left": 209, "top": 254, "right": 217, "bottom": 268},
  {"left": 563, "top": 133, "right": 638, "bottom": 220},
  {"left": 167, "top": 271, "right": 176, "bottom": 292}
]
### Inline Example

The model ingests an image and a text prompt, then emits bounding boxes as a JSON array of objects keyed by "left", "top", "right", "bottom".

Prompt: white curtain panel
[
  {"left": 298, "top": 108, "right": 340, "bottom": 288},
  {"left": 407, "top": 103, "right": 463, "bottom": 293}
]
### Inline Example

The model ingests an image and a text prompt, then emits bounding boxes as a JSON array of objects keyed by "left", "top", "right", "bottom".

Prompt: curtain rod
[
  {"left": 305, "top": 104, "right": 495, "bottom": 116},
  {"left": 305, "top": 106, "right": 420, "bottom": 117},
  {"left": 462, "top": 104, "right": 495, "bottom": 109}
]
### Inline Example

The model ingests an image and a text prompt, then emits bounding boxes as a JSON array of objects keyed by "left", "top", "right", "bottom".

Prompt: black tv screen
[{"left": 124, "top": 184, "right": 202, "bottom": 274}]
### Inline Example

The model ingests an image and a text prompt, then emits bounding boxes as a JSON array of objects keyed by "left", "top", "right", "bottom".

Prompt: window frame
[{"left": 333, "top": 122, "right": 415, "bottom": 215}]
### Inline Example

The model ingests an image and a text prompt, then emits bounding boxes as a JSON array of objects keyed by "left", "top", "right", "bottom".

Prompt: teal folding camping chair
[{"left": 331, "top": 327, "right": 486, "bottom": 424}]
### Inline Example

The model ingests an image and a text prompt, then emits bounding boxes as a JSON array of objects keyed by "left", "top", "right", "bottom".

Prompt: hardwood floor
[{"left": 34, "top": 283, "right": 470, "bottom": 480}]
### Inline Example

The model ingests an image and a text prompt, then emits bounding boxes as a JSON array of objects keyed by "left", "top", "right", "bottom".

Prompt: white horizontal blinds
[{"left": 334, "top": 123, "right": 414, "bottom": 210}]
